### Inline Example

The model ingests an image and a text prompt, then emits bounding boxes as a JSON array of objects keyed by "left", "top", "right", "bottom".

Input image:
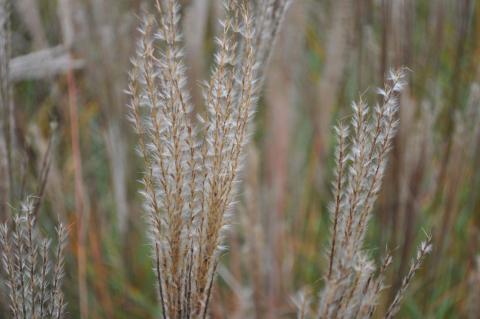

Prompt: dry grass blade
[{"left": 9, "top": 46, "right": 84, "bottom": 82}]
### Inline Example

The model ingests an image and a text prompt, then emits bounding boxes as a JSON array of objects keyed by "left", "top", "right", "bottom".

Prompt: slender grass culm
[
  {"left": 0, "top": 198, "right": 67, "bottom": 319},
  {"left": 127, "top": 0, "right": 290, "bottom": 318}
]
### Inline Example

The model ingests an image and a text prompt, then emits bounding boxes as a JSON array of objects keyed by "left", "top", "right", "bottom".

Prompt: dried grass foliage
[
  {"left": 0, "top": 0, "right": 452, "bottom": 318},
  {"left": 127, "top": 0, "right": 289, "bottom": 317},
  {"left": 307, "top": 69, "right": 432, "bottom": 319},
  {"left": 0, "top": 198, "right": 67, "bottom": 319}
]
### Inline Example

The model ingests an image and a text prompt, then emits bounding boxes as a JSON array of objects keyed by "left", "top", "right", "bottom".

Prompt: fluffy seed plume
[
  {"left": 126, "top": 0, "right": 290, "bottom": 317},
  {"left": 0, "top": 197, "right": 68, "bottom": 319},
  {"left": 315, "top": 69, "right": 432, "bottom": 319}
]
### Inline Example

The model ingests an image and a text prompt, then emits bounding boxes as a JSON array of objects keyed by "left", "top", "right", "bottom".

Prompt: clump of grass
[
  {"left": 0, "top": 197, "right": 67, "bottom": 319},
  {"left": 127, "top": 0, "right": 289, "bottom": 317},
  {"left": 311, "top": 69, "right": 432, "bottom": 319}
]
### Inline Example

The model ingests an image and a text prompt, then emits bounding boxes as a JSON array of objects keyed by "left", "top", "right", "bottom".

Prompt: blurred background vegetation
[{"left": 1, "top": 0, "right": 479, "bottom": 318}]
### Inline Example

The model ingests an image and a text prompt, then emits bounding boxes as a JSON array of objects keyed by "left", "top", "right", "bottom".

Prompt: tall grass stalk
[
  {"left": 127, "top": 0, "right": 290, "bottom": 317},
  {"left": 316, "top": 69, "right": 432, "bottom": 319}
]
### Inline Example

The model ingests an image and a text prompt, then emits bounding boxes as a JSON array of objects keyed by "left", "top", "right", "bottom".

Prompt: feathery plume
[
  {"left": 0, "top": 197, "right": 68, "bottom": 319},
  {"left": 317, "top": 69, "right": 431, "bottom": 319},
  {"left": 127, "top": 0, "right": 290, "bottom": 317}
]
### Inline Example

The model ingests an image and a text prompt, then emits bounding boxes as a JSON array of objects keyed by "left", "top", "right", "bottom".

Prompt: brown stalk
[
  {"left": 67, "top": 66, "right": 89, "bottom": 319},
  {"left": 328, "top": 127, "right": 346, "bottom": 279},
  {"left": 156, "top": 242, "right": 167, "bottom": 319}
]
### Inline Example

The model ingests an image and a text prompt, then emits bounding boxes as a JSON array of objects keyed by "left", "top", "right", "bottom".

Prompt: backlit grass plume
[
  {"left": 126, "top": 0, "right": 289, "bottom": 317},
  {"left": 316, "top": 69, "right": 432, "bottom": 319},
  {"left": 0, "top": 198, "right": 67, "bottom": 319}
]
